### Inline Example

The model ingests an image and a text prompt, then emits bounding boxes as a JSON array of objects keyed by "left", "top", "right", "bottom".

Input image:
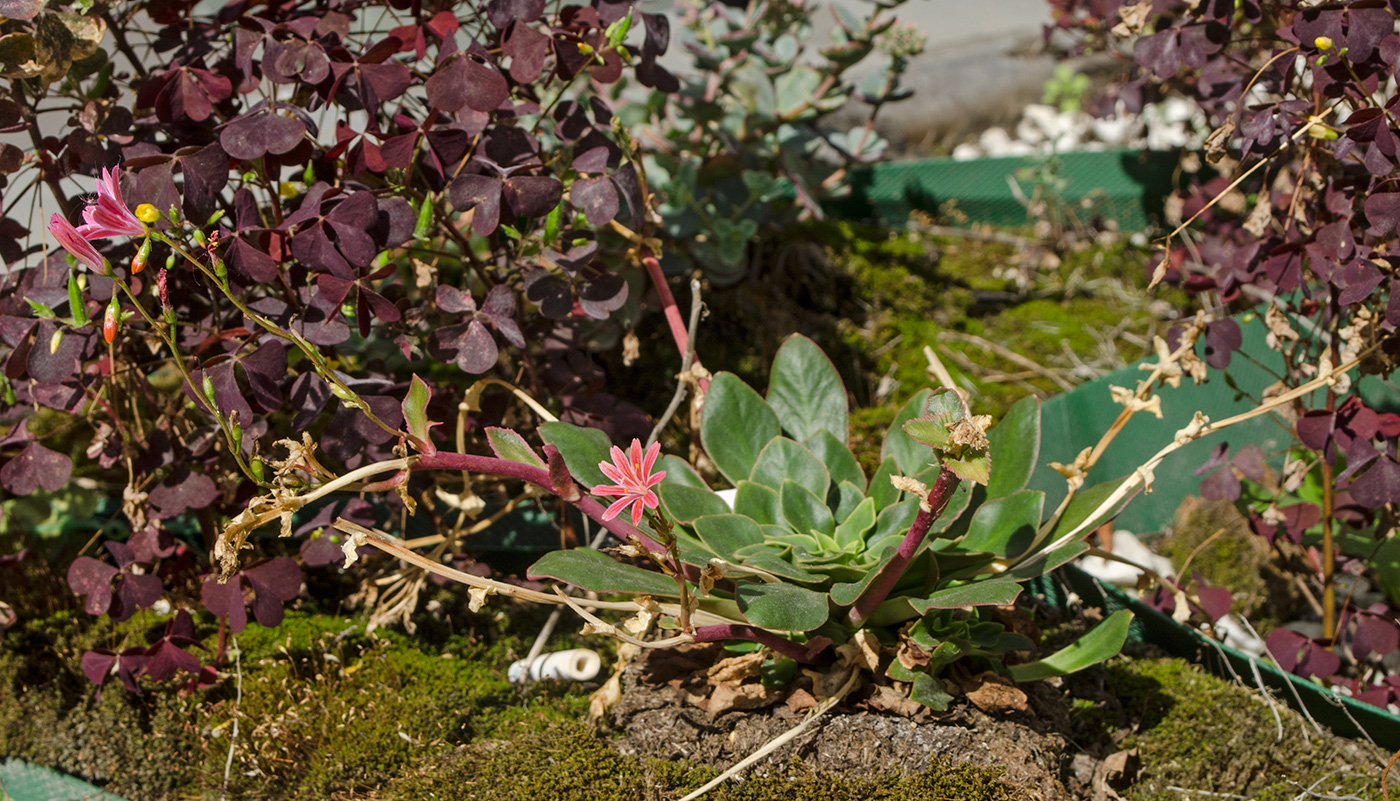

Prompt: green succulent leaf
[
  {"left": 834, "top": 496, "right": 877, "bottom": 548},
  {"left": 767, "top": 334, "right": 848, "bottom": 444},
  {"left": 907, "top": 580, "right": 1023, "bottom": 613},
  {"left": 736, "top": 581, "right": 829, "bottom": 631},
  {"left": 734, "top": 480, "right": 781, "bottom": 525},
  {"left": 1007, "top": 609, "right": 1133, "bottom": 682},
  {"left": 750, "top": 437, "right": 830, "bottom": 500},
  {"left": 867, "top": 457, "right": 901, "bottom": 509},
  {"left": 986, "top": 396, "right": 1040, "bottom": 499},
  {"left": 693, "top": 514, "right": 766, "bottom": 561},
  {"left": 1004, "top": 541, "right": 1089, "bottom": 581},
  {"left": 658, "top": 483, "right": 733, "bottom": 526},
  {"left": 539, "top": 421, "right": 612, "bottom": 488},
  {"left": 830, "top": 544, "right": 897, "bottom": 605},
  {"left": 780, "top": 479, "right": 835, "bottom": 538},
  {"left": 486, "top": 427, "right": 545, "bottom": 469},
  {"left": 911, "top": 673, "right": 953, "bottom": 711},
  {"left": 957, "top": 490, "right": 1044, "bottom": 558},
  {"left": 901, "top": 389, "right": 966, "bottom": 450},
  {"left": 660, "top": 455, "right": 709, "bottom": 489},
  {"left": 803, "top": 430, "right": 865, "bottom": 491},
  {"left": 881, "top": 389, "right": 934, "bottom": 476},
  {"left": 701, "top": 373, "right": 781, "bottom": 485},
  {"left": 739, "top": 550, "right": 825, "bottom": 584},
  {"left": 528, "top": 548, "right": 679, "bottom": 597},
  {"left": 833, "top": 481, "right": 866, "bottom": 524},
  {"left": 1043, "top": 476, "right": 1137, "bottom": 545}
]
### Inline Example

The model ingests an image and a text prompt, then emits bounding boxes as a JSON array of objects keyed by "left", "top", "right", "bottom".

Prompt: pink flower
[
  {"left": 594, "top": 439, "right": 667, "bottom": 526},
  {"left": 76, "top": 167, "right": 146, "bottom": 239},
  {"left": 47, "top": 213, "right": 106, "bottom": 272}
]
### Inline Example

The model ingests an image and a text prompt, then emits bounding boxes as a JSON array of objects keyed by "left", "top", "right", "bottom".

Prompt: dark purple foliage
[{"left": 201, "top": 557, "right": 303, "bottom": 633}]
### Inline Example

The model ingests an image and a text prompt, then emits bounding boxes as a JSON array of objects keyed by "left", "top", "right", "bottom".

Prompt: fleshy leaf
[
  {"left": 1007, "top": 609, "right": 1133, "bottom": 682},
  {"left": 907, "top": 580, "right": 1023, "bottom": 613},
  {"left": 779, "top": 479, "right": 835, "bottom": 538},
  {"left": 657, "top": 483, "right": 731, "bottom": 525},
  {"left": 766, "top": 334, "right": 847, "bottom": 444},
  {"left": 986, "top": 396, "right": 1040, "bottom": 499},
  {"left": 700, "top": 372, "right": 780, "bottom": 485},
  {"left": 749, "top": 437, "right": 829, "bottom": 500},
  {"left": 528, "top": 548, "right": 679, "bottom": 596},
  {"left": 539, "top": 421, "right": 612, "bottom": 488},
  {"left": 803, "top": 430, "right": 865, "bottom": 491},
  {"left": 736, "top": 582, "right": 828, "bottom": 631},
  {"left": 956, "top": 490, "right": 1043, "bottom": 558},
  {"left": 692, "top": 514, "right": 766, "bottom": 561}
]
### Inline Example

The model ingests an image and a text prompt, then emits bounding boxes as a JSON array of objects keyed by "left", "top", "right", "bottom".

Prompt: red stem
[
  {"left": 692, "top": 624, "right": 833, "bottom": 665},
  {"left": 641, "top": 247, "right": 710, "bottom": 393},
  {"left": 414, "top": 449, "right": 670, "bottom": 556},
  {"left": 847, "top": 468, "right": 961, "bottom": 625}
]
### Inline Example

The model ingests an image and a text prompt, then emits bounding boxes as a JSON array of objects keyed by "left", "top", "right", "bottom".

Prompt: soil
[{"left": 606, "top": 641, "right": 1391, "bottom": 801}]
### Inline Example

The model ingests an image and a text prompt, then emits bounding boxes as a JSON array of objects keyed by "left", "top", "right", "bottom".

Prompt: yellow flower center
[
  {"left": 135, "top": 204, "right": 161, "bottom": 223},
  {"left": 1314, "top": 36, "right": 1334, "bottom": 51}
]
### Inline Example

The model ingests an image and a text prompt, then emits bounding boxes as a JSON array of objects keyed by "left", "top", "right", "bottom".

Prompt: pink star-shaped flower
[{"left": 594, "top": 439, "right": 666, "bottom": 526}]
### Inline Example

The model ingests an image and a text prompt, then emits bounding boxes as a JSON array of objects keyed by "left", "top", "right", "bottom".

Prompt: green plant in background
[
  {"left": 530, "top": 335, "right": 1134, "bottom": 709},
  {"left": 635, "top": 0, "right": 923, "bottom": 285},
  {"left": 1042, "top": 63, "right": 1089, "bottom": 114}
]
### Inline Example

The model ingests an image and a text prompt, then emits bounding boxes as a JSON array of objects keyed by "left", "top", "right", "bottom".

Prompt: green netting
[
  {"left": 0, "top": 760, "right": 128, "bottom": 801},
  {"left": 828, "top": 149, "right": 1181, "bottom": 230},
  {"left": 1028, "top": 565, "right": 1400, "bottom": 751}
]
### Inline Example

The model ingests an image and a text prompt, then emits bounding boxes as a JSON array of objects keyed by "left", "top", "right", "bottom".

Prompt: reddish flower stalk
[
  {"left": 847, "top": 467, "right": 961, "bottom": 626},
  {"left": 692, "top": 624, "right": 833, "bottom": 665},
  {"left": 641, "top": 246, "right": 710, "bottom": 393}
]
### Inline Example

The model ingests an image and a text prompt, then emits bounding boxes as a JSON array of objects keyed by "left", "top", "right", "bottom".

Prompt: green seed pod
[
  {"left": 202, "top": 374, "right": 218, "bottom": 409},
  {"left": 414, "top": 195, "right": 435, "bottom": 240},
  {"left": 250, "top": 458, "right": 265, "bottom": 482},
  {"left": 192, "top": 229, "right": 207, "bottom": 247},
  {"left": 68, "top": 272, "right": 88, "bottom": 327}
]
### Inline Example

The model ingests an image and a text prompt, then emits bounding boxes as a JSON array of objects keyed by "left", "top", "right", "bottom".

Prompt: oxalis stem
[{"left": 847, "top": 467, "right": 961, "bottom": 626}]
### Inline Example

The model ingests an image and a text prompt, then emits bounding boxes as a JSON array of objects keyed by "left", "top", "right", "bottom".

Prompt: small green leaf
[
  {"left": 658, "top": 483, "right": 732, "bottom": 526},
  {"left": 734, "top": 480, "right": 780, "bottom": 525},
  {"left": 739, "top": 551, "right": 824, "bottom": 584},
  {"left": 986, "top": 396, "right": 1040, "bottom": 499},
  {"left": 736, "top": 582, "right": 829, "bottom": 631},
  {"left": 767, "top": 334, "right": 848, "bottom": 444},
  {"left": 911, "top": 673, "right": 953, "bottom": 711},
  {"left": 701, "top": 373, "right": 780, "bottom": 485},
  {"left": 907, "top": 580, "right": 1022, "bottom": 613},
  {"left": 540, "top": 421, "right": 612, "bottom": 489},
  {"left": 867, "top": 457, "right": 900, "bottom": 509},
  {"left": 1008, "top": 609, "right": 1133, "bottom": 682},
  {"left": 693, "top": 514, "right": 765, "bottom": 561},
  {"left": 833, "top": 481, "right": 866, "bottom": 524},
  {"left": 659, "top": 455, "right": 708, "bottom": 489},
  {"left": 804, "top": 430, "right": 865, "bottom": 491},
  {"left": 830, "top": 544, "right": 897, "bottom": 605},
  {"left": 1004, "top": 541, "right": 1089, "bottom": 581},
  {"left": 750, "top": 437, "right": 830, "bottom": 499},
  {"left": 881, "top": 390, "right": 934, "bottom": 476},
  {"left": 835, "top": 496, "right": 876, "bottom": 547},
  {"left": 1044, "top": 477, "right": 1137, "bottom": 545},
  {"left": 528, "top": 549, "right": 679, "bottom": 597},
  {"left": 958, "top": 490, "right": 1044, "bottom": 558},
  {"left": 486, "top": 427, "right": 544, "bottom": 469},
  {"left": 780, "top": 479, "right": 835, "bottom": 538}
]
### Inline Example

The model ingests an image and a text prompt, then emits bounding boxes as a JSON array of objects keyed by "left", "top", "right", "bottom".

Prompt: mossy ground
[{"left": 3, "top": 597, "right": 1388, "bottom": 800}]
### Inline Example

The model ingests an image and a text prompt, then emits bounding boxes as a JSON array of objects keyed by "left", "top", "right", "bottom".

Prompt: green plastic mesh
[{"left": 0, "top": 760, "right": 129, "bottom": 801}]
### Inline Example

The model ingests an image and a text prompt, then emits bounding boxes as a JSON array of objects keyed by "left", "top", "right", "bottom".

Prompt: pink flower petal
[{"left": 48, "top": 214, "right": 105, "bottom": 272}]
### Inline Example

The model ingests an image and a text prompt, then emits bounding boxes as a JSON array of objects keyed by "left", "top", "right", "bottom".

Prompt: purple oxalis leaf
[{"left": 0, "top": 442, "right": 72, "bottom": 495}]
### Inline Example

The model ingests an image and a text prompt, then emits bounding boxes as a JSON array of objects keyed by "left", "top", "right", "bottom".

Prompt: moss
[
  {"left": 387, "top": 721, "right": 1022, "bottom": 801},
  {"left": 1080, "top": 658, "right": 1384, "bottom": 801}
]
